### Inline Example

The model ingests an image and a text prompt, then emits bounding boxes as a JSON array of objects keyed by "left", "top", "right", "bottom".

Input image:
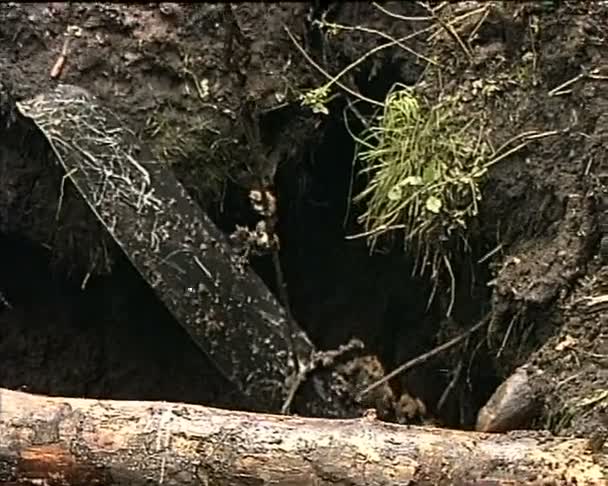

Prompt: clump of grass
[{"left": 351, "top": 84, "right": 492, "bottom": 313}]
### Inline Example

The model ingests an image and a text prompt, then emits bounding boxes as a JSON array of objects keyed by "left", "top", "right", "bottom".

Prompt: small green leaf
[
  {"left": 388, "top": 185, "right": 402, "bottom": 201},
  {"left": 312, "top": 104, "right": 329, "bottom": 115},
  {"left": 422, "top": 165, "right": 437, "bottom": 183},
  {"left": 426, "top": 195, "right": 442, "bottom": 213},
  {"left": 400, "top": 175, "right": 423, "bottom": 186}
]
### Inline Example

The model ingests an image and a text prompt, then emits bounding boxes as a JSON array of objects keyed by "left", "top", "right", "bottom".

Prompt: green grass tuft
[{"left": 351, "top": 84, "right": 492, "bottom": 312}]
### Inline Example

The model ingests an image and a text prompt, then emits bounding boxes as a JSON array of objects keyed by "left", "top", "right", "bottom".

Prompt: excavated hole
[
  {"left": 0, "top": 108, "right": 501, "bottom": 429},
  {"left": 0, "top": 94, "right": 502, "bottom": 430},
  {"left": 261, "top": 98, "right": 503, "bottom": 429}
]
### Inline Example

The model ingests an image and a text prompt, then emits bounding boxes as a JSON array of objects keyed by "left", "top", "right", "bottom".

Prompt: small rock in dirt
[{"left": 476, "top": 365, "right": 540, "bottom": 433}]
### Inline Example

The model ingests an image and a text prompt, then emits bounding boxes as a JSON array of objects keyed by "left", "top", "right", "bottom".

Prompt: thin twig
[
  {"left": 443, "top": 254, "right": 455, "bottom": 317},
  {"left": 477, "top": 243, "right": 503, "bottom": 264},
  {"left": 371, "top": 2, "right": 433, "bottom": 22},
  {"left": 467, "top": 6, "right": 490, "bottom": 44},
  {"left": 437, "top": 358, "right": 463, "bottom": 412},
  {"left": 345, "top": 223, "right": 407, "bottom": 240},
  {"left": 492, "top": 130, "right": 546, "bottom": 156},
  {"left": 496, "top": 312, "right": 519, "bottom": 359},
  {"left": 318, "top": 20, "right": 438, "bottom": 66},
  {"left": 427, "top": 5, "right": 488, "bottom": 42},
  {"left": 358, "top": 314, "right": 490, "bottom": 399},
  {"left": 548, "top": 73, "right": 585, "bottom": 97},
  {"left": 417, "top": 1, "right": 473, "bottom": 61},
  {"left": 285, "top": 23, "right": 436, "bottom": 108},
  {"left": 548, "top": 67, "right": 608, "bottom": 97},
  {"left": 284, "top": 26, "right": 383, "bottom": 107},
  {"left": 487, "top": 130, "right": 560, "bottom": 168}
]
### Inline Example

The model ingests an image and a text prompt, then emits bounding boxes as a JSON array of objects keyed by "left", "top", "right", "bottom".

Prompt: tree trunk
[{"left": 0, "top": 387, "right": 604, "bottom": 486}]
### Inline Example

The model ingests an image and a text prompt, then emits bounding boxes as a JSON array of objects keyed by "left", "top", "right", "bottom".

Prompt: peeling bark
[{"left": 0, "top": 388, "right": 605, "bottom": 486}]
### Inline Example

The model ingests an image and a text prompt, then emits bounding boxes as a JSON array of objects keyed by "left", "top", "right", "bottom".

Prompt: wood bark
[{"left": 0, "top": 388, "right": 605, "bottom": 486}]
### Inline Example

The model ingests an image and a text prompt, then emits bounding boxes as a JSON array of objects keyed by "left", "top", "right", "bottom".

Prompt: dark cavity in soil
[
  {"left": 206, "top": 86, "right": 502, "bottom": 427},
  {"left": 0, "top": 92, "right": 501, "bottom": 429}
]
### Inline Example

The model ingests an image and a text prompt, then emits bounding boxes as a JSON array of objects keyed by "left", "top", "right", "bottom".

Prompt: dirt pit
[{"left": 1, "top": 0, "right": 607, "bottom": 444}]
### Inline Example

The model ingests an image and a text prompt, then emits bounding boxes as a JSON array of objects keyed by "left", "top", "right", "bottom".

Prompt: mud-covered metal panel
[{"left": 13, "top": 84, "right": 315, "bottom": 411}]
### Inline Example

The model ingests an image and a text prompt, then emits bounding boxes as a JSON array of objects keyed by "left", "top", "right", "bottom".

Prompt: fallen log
[{"left": 0, "top": 388, "right": 605, "bottom": 485}]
